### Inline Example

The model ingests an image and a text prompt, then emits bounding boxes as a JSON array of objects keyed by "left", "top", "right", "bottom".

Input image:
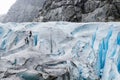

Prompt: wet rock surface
[{"left": 34, "top": 0, "right": 120, "bottom": 22}]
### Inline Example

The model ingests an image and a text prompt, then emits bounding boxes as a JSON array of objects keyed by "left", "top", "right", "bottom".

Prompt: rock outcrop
[
  {"left": 2, "top": 0, "right": 46, "bottom": 23},
  {"left": 34, "top": 0, "right": 120, "bottom": 22}
]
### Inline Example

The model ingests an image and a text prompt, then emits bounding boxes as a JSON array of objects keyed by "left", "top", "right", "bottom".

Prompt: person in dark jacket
[
  {"left": 25, "top": 37, "right": 29, "bottom": 44},
  {"left": 29, "top": 31, "right": 32, "bottom": 37}
]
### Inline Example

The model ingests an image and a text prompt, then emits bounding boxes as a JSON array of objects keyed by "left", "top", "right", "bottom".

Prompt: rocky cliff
[
  {"left": 34, "top": 0, "right": 120, "bottom": 22},
  {"left": 2, "top": 0, "right": 46, "bottom": 22},
  {"left": 1, "top": 0, "right": 120, "bottom": 22}
]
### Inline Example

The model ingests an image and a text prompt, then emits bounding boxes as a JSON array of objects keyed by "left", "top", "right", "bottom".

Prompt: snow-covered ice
[{"left": 0, "top": 22, "right": 120, "bottom": 80}]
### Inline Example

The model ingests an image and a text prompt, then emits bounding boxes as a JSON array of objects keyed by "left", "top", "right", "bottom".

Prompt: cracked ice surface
[{"left": 0, "top": 22, "right": 120, "bottom": 80}]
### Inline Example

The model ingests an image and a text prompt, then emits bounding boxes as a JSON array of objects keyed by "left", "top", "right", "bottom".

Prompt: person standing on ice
[
  {"left": 28, "top": 31, "right": 34, "bottom": 48},
  {"left": 24, "top": 30, "right": 34, "bottom": 48},
  {"left": 25, "top": 37, "right": 29, "bottom": 44},
  {"left": 24, "top": 31, "right": 29, "bottom": 44},
  {"left": 29, "top": 31, "right": 32, "bottom": 37}
]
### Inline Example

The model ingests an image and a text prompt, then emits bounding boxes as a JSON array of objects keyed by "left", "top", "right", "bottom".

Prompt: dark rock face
[
  {"left": 2, "top": 0, "right": 46, "bottom": 23},
  {"left": 34, "top": 0, "right": 83, "bottom": 22},
  {"left": 34, "top": 0, "right": 120, "bottom": 22},
  {"left": 106, "top": 0, "right": 120, "bottom": 21},
  {"left": 1, "top": 0, "right": 120, "bottom": 22}
]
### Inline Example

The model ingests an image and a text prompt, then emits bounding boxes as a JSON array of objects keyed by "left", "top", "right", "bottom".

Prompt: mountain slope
[
  {"left": 0, "top": 15, "right": 5, "bottom": 22},
  {"left": 2, "top": 0, "right": 46, "bottom": 22},
  {"left": 2, "top": 0, "right": 120, "bottom": 22}
]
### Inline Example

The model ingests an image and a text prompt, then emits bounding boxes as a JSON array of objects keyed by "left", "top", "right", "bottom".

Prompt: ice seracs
[{"left": 0, "top": 22, "right": 120, "bottom": 80}]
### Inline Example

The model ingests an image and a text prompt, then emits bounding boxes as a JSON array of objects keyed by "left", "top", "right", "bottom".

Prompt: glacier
[{"left": 0, "top": 22, "right": 120, "bottom": 80}]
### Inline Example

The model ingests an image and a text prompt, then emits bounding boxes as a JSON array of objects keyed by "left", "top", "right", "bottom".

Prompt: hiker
[
  {"left": 29, "top": 31, "right": 32, "bottom": 37},
  {"left": 29, "top": 31, "right": 34, "bottom": 47},
  {"left": 25, "top": 37, "right": 29, "bottom": 44},
  {"left": 24, "top": 31, "right": 33, "bottom": 47}
]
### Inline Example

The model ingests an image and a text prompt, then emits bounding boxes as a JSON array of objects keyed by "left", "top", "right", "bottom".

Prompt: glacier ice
[{"left": 0, "top": 22, "right": 120, "bottom": 80}]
